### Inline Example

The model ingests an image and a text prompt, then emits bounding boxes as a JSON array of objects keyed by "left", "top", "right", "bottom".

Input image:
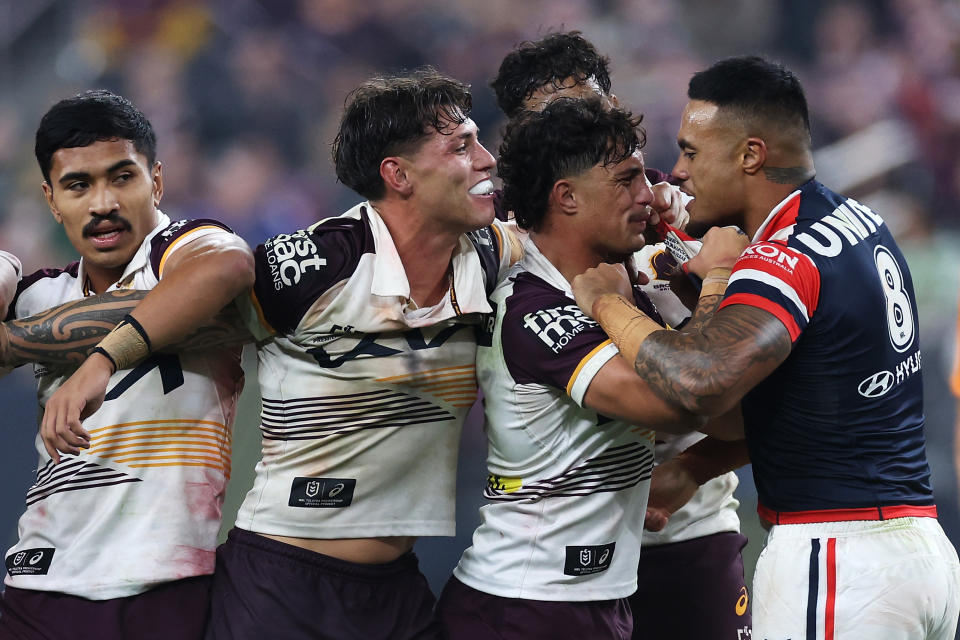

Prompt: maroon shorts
[
  {"left": 631, "top": 531, "right": 751, "bottom": 639},
  {"left": 0, "top": 575, "right": 212, "bottom": 640},
  {"left": 206, "top": 528, "right": 440, "bottom": 640},
  {"left": 436, "top": 575, "right": 632, "bottom": 640}
]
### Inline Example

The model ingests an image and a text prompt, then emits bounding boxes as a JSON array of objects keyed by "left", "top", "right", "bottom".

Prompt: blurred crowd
[
  {"left": 0, "top": 0, "right": 958, "bottom": 262},
  {"left": 2, "top": 0, "right": 960, "bottom": 593}
]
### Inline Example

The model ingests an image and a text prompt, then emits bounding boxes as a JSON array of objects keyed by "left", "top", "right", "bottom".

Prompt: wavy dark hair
[
  {"left": 689, "top": 55, "right": 811, "bottom": 137},
  {"left": 498, "top": 97, "right": 645, "bottom": 232},
  {"left": 332, "top": 68, "right": 472, "bottom": 200},
  {"left": 491, "top": 31, "right": 612, "bottom": 119},
  {"left": 35, "top": 90, "right": 157, "bottom": 184}
]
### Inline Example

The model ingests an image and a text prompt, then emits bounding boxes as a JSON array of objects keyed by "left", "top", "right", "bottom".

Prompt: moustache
[{"left": 82, "top": 213, "right": 133, "bottom": 238}]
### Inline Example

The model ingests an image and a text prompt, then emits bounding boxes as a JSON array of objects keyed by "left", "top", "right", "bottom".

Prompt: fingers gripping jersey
[
  {"left": 235, "top": 203, "right": 512, "bottom": 539},
  {"left": 4, "top": 215, "right": 244, "bottom": 599},
  {"left": 719, "top": 180, "right": 934, "bottom": 517},
  {"left": 454, "top": 239, "right": 656, "bottom": 601}
]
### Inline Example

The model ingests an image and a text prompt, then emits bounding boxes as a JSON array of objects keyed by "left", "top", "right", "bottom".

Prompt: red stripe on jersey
[
  {"left": 759, "top": 191, "right": 802, "bottom": 243},
  {"left": 730, "top": 242, "right": 822, "bottom": 318},
  {"left": 720, "top": 293, "right": 802, "bottom": 341},
  {"left": 658, "top": 222, "right": 696, "bottom": 242},
  {"left": 758, "top": 502, "right": 938, "bottom": 524},
  {"left": 825, "top": 538, "right": 837, "bottom": 640}
]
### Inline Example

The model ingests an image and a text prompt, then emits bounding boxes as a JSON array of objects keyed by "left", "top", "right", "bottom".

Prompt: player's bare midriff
[{"left": 260, "top": 533, "right": 418, "bottom": 564}]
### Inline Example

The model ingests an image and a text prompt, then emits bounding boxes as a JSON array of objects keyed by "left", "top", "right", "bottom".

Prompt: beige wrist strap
[
  {"left": 700, "top": 267, "right": 732, "bottom": 299},
  {"left": 592, "top": 294, "right": 664, "bottom": 363},
  {"left": 94, "top": 315, "right": 151, "bottom": 371}
]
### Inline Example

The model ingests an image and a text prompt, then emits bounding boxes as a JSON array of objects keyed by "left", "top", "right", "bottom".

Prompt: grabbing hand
[
  {"left": 644, "top": 457, "right": 700, "bottom": 532},
  {"left": 572, "top": 263, "right": 633, "bottom": 319},
  {"left": 40, "top": 353, "right": 114, "bottom": 462},
  {"left": 686, "top": 226, "right": 749, "bottom": 278},
  {"left": 648, "top": 182, "right": 689, "bottom": 230}
]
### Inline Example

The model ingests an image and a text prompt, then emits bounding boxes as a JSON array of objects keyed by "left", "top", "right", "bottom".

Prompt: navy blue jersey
[{"left": 720, "top": 180, "right": 933, "bottom": 518}]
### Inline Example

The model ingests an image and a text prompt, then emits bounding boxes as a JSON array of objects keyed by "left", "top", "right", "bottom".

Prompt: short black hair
[
  {"left": 491, "top": 31, "right": 612, "bottom": 119},
  {"left": 498, "top": 97, "right": 645, "bottom": 232},
  {"left": 35, "top": 90, "right": 157, "bottom": 184},
  {"left": 332, "top": 68, "right": 473, "bottom": 200},
  {"left": 688, "top": 55, "right": 811, "bottom": 136}
]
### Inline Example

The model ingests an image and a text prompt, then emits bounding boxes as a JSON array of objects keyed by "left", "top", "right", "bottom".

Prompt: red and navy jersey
[{"left": 720, "top": 180, "right": 934, "bottom": 519}]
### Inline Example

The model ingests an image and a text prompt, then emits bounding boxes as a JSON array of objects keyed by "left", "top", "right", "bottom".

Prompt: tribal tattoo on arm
[
  {"left": 634, "top": 304, "right": 792, "bottom": 415},
  {"left": 679, "top": 292, "right": 724, "bottom": 334},
  {"left": 0, "top": 290, "right": 253, "bottom": 368}
]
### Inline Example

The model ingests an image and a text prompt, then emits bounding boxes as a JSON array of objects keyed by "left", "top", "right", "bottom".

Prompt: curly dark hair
[
  {"left": 689, "top": 55, "right": 811, "bottom": 137},
  {"left": 35, "top": 90, "right": 157, "bottom": 184},
  {"left": 498, "top": 97, "right": 645, "bottom": 232},
  {"left": 491, "top": 31, "right": 612, "bottom": 119},
  {"left": 332, "top": 68, "right": 473, "bottom": 200}
]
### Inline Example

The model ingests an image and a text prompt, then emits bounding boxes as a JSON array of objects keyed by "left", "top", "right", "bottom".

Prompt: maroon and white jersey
[
  {"left": 0, "top": 250, "right": 20, "bottom": 318},
  {"left": 2, "top": 214, "right": 244, "bottom": 599},
  {"left": 454, "top": 238, "right": 656, "bottom": 601},
  {"left": 631, "top": 242, "right": 741, "bottom": 546},
  {"left": 234, "top": 203, "right": 512, "bottom": 539}
]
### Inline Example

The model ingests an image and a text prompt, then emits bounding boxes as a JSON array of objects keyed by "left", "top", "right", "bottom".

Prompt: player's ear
[
  {"left": 42, "top": 182, "right": 62, "bottom": 224},
  {"left": 151, "top": 161, "right": 163, "bottom": 207},
  {"left": 742, "top": 137, "right": 766, "bottom": 175},
  {"left": 380, "top": 157, "right": 412, "bottom": 197},
  {"left": 551, "top": 179, "right": 578, "bottom": 216}
]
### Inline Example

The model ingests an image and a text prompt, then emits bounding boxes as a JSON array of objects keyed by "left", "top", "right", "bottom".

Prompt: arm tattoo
[
  {"left": 1, "top": 290, "right": 253, "bottom": 368},
  {"left": 634, "top": 305, "right": 792, "bottom": 413},
  {"left": 680, "top": 293, "right": 723, "bottom": 334}
]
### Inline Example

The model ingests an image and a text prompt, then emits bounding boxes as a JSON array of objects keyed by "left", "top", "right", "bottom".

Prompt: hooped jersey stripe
[{"left": 156, "top": 224, "right": 232, "bottom": 277}]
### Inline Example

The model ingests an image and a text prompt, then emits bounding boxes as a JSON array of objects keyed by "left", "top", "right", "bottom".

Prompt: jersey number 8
[{"left": 873, "top": 245, "right": 914, "bottom": 353}]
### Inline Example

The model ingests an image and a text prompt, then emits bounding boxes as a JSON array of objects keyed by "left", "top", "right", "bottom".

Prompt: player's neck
[
  {"left": 531, "top": 231, "right": 608, "bottom": 286},
  {"left": 373, "top": 201, "right": 459, "bottom": 307},
  {"left": 83, "top": 264, "right": 125, "bottom": 295}
]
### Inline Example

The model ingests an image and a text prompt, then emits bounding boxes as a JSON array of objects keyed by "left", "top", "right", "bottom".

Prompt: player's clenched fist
[{"left": 572, "top": 262, "right": 634, "bottom": 319}]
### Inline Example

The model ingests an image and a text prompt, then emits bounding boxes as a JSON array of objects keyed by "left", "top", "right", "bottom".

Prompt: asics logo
[{"left": 858, "top": 370, "right": 895, "bottom": 398}]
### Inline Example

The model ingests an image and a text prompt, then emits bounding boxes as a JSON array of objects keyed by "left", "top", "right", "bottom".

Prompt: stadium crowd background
[{"left": 1, "top": 0, "right": 959, "bottom": 606}]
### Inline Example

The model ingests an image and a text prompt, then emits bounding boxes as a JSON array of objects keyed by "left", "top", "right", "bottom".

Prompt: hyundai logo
[{"left": 858, "top": 370, "right": 895, "bottom": 398}]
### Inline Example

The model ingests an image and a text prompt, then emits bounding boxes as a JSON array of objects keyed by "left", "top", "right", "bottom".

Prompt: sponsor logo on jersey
[
  {"left": 735, "top": 586, "right": 749, "bottom": 616},
  {"left": 741, "top": 242, "right": 800, "bottom": 274},
  {"left": 159, "top": 219, "right": 190, "bottom": 239},
  {"left": 795, "top": 198, "right": 883, "bottom": 258},
  {"left": 564, "top": 542, "right": 615, "bottom": 576},
  {"left": 858, "top": 369, "right": 895, "bottom": 398},
  {"left": 5, "top": 547, "right": 55, "bottom": 576},
  {"left": 857, "top": 350, "right": 921, "bottom": 398},
  {"left": 264, "top": 231, "right": 327, "bottom": 290},
  {"left": 486, "top": 474, "right": 522, "bottom": 493},
  {"left": 288, "top": 477, "right": 356, "bottom": 508},
  {"left": 522, "top": 305, "right": 597, "bottom": 354}
]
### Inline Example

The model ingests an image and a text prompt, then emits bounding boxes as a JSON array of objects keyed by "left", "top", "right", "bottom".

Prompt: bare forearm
[
  {"left": 674, "top": 437, "right": 750, "bottom": 485},
  {"left": 1, "top": 290, "right": 252, "bottom": 368},
  {"left": 128, "top": 244, "right": 254, "bottom": 351},
  {"left": 1, "top": 290, "right": 147, "bottom": 367}
]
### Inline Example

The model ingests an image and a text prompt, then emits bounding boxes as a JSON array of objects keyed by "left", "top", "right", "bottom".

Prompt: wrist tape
[
  {"left": 700, "top": 267, "right": 732, "bottom": 299},
  {"left": 94, "top": 314, "right": 151, "bottom": 371},
  {"left": 592, "top": 294, "right": 663, "bottom": 363}
]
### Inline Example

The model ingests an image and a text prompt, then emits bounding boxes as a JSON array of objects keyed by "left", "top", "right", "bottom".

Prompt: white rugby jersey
[
  {"left": 2, "top": 214, "right": 244, "bottom": 599},
  {"left": 454, "top": 238, "right": 657, "bottom": 602},
  {"left": 234, "top": 203, "right": 512, "bottom": 539},
  {"left": 631, "top": 242, "right": 741, "bottom": 546}
]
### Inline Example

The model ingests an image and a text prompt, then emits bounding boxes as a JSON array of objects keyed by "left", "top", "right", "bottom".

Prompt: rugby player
[
  {"left": 203, "top": 69, "right": 518, "bottom": 640},
  {"left": 437, "top": 97, "right": 744, "bottom": 639},
  {"left": 0, "top": 90, "right": 254, "bottom": 640},
  {"left": 573, "top": 55, "right": 960, "bottom": 639},
  {"left": 490, "top": 32, "right": 752, "bottom": 639}
]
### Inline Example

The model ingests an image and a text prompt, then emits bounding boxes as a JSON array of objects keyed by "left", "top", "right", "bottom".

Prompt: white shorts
[{"left": 753, "top": 517, "right": 960, "bottom": 640}]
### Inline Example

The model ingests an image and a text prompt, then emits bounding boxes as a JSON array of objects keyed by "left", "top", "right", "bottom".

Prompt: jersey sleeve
[
  {"left": 0, "top": 250, "right": 22, "bottom": 319},
  {"left": 469, "top": 218, "right": 514, "bottom": 295},
  {"left": 149, "top": 219, "right": 236, "bottom": 279},
  {"left": 238, "top": 217, "right": 375, "bottom": 340},
  {"left": 500, "top": 275, "right": 619, "bottom": 406},
  {"left": 719, "top": 241, "right": 821, "bottom": 342}
]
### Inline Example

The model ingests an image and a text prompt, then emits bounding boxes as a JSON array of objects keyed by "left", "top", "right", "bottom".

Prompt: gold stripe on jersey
[
  {"left": 565, "top": 339, "right": 613, "bottom": 397},
  {"left": 84, "top": 419, "right": 231, "bottom": 476},
  {"left": 157, "top": 225, "right": 228, "bottom": 277},
  {"left": 376, "top": 364, "right": 478, "bottom": 408},
  {"left": 248, "top": 289, "right": 276, "bottom": 334},
  {"left": 630, "top": 427, "right": 656, "bottom": 443}
]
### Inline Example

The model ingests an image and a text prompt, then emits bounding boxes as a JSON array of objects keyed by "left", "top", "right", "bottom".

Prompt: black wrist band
[{"left": 92, "top": 346, "right": 118, "bottom": 372}]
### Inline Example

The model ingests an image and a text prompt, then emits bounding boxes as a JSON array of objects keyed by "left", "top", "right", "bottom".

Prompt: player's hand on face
[
  {"left": 648, "top": 182, "right": 689, "bottom": 230},
  {"left": 572, "top": 263, "right": 634, "bottom": 319},
  {"left": 644, "top": 457, "right": 700, "bottom": 532},
  {"left": 40, "top": 353, "right": 114, "bottom": 463},
  {"left": 685, "top": 225, "right": 749, "bottom": 278}
]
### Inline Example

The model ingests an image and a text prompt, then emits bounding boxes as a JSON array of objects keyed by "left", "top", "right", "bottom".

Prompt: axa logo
[{"left": 858, "top": 370, "right": 895, "bottom": 398}]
